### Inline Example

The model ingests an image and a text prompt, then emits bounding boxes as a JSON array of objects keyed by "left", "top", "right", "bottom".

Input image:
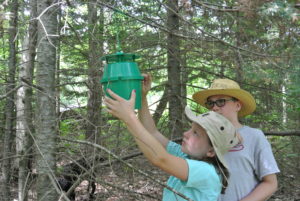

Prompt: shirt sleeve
[
  {"left": 182, "top": 159, "right": 220, "bottom": 188},
  {"left": 254, "top": 131, "right": 280, "bottom": 179},
  {"left": 166, "top": 141, "right": 187, "bottom": 158}
]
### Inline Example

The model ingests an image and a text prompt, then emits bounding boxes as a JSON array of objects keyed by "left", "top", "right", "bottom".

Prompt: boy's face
[
  {"left": 181, "top": 123, "right": 215, "bottom": 159},
  {"left": 207, "top": 95, "right": 241, "bottom": 121}
]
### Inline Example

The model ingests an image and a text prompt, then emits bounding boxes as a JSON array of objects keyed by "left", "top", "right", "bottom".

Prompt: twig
[
  {"left": 35, "top": 1, "right": 62, "bottom": 48},
  {"left": 264, "top": 130, "right": 300, "bottom": 137},
  {"left": 0, "top": 85, "right": 22, "bottom": 100}
]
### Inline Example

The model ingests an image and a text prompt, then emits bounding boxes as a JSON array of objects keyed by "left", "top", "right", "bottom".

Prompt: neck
[{"left": 229, "top": 118, "right": 243, "bottom": 129}]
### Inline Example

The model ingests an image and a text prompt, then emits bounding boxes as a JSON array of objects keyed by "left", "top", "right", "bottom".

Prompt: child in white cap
[
  {"left": 104, "top": 84, "right": 240, "bottom": 201},
  {"left": 193, "top": 78, "right": 280, "bottom": 201}
]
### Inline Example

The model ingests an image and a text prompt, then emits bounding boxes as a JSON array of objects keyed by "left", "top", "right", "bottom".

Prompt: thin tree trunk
[
  {"left": 181, "top": 53, "right": 188, "bottom": 110},
  {"left": 235, "top": 15, "right": 244, "bottom": 83},
  {"left": 84, "top": 1, "right": 104, "bottom": 197},
  {"left": 153, "top": 86, "right": 168, "bottom": 124},
  {"left": 56, "top": 1, "right": 62, "bottom": 125},
  {"left": 1, "top": 1, "right": 18, "bottom": 200},
  {"left": 16, "top": 0, "right": 37, "bottom": 200},
  {"left": 294, "top": 113, "right": 300, "bottom": 180},
  {"left": 86, "top": 0, "right": 103, "bottom": 144},
  {"left": 35, "top": 1, "right": 59, "bottom": 200},
  {"left": 166, "top": 0, "right": 183, "bottom": 138}
]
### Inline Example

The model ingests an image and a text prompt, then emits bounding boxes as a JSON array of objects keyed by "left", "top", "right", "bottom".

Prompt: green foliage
[
  {"left": 59, "top": 116, "right": 87, "bottom": 155},
  {"left": 1, "top": 1, "right": 299, "bottom": 199}
]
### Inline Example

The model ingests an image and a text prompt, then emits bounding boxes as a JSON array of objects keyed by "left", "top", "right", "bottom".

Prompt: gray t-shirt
[{"left": 219, "top": 126, "right": 280, "bottom": 201}]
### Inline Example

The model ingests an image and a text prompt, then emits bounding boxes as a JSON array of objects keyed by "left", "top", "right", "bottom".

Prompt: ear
[
  {"left": 206, "top": 148, "right": 216, "bottom": 158},
  {"left": 236, "top": 101, "right": 242, "bottom": 112}
]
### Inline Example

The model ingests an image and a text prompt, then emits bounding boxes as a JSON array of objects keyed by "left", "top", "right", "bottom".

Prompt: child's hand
[
  {"left": 104, "top": 89, "right": 136, "bottom": 121},
  {"left": 142, "top": 73, "right": 152, "bottom": 96}
]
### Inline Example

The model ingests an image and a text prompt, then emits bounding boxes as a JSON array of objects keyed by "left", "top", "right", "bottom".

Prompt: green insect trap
[{"left": 100, "top": 51, "right": 143, "bottom": 109}]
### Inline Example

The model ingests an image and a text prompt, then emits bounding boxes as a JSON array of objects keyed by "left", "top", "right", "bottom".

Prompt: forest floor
[
  {"left": 9, "top": 154, "right": 299, "bottom": 201},
  {"left": 73, "top": 155, "right": 300, "bottom": 201}
]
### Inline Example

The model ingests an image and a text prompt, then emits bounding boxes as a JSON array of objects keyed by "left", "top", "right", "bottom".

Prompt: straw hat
[
  {"left": 185, "top": 107, "right": 239, "bottom": 169},
  {"left": 193, "top": 79, "right": 256, "bottom": 117}
]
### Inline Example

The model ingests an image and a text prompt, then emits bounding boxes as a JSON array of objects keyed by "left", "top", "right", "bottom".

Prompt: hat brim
[
  {"left": 213, "top": 146, "right": 229, "bottom": 169},
  {"left": 192, "top": 88, "right": 256, "bottom": 117},
  {"left": 185, "top": 107, "right": 229, "bottom": 169}
]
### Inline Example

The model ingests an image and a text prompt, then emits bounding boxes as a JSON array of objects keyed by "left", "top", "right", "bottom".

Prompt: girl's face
[
  {"left": 181, "top": 122, "right": 215, "bottom": 159},
  {"left": 207, "top": 95, "right": 241, "bottom": 121}
]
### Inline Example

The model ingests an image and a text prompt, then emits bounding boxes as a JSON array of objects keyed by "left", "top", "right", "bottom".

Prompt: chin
[{"left": 181, "top": 147, "right": 187, "bottom": 154}]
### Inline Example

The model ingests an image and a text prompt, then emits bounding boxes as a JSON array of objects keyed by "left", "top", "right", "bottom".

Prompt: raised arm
[
  {"left": 138, "top": 74, "right": 169, "bottom": 147},
  {"left": 104, "top": 89, "right": 188, "bottom": 181}
]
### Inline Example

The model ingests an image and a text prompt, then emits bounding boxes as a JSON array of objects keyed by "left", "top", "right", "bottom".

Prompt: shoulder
[
  {"left": 183, "top": 161, "right": 222, "bottom": 198},
  {"left": 186, "top": 160, "right": 219, "bottom": 179},
  {"left": 240, "top": 126, "right": 266, "bottom": 140},
  {"left": 187, "top": 159, "right": 214, "bottom": 169},
  {"left": 240, "top": 126, "right": 264, "bottom": 135},
  {"left": 167, "top": 141, "right": 181, "bottom": 151},
  {"left": 167, "top": 141, "right": 187, "bottom": 158},
  {"left": 240, "top": 126, "right": 272, "bottom": 148}
]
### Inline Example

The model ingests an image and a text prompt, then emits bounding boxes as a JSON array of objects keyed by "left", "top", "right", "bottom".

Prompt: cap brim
[
  {"left": 192, "top": 89, "right": 256, "bottom": 117},
  {"left": 185, "top": 106, "right": 199, "bottom": 123},
  {"left": 214, "top": 147, "right": 229, "bottom": 169},
  {"left": 185, "top": 107, "right": 229, "bottom": 169}
]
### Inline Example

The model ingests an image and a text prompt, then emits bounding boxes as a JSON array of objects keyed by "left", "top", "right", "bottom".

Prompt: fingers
[
  {"left": 142, "top": 73, "right": 152, "bottom": 83},
  {"left": 106, "top": 89, "right": 122, "bottom": 101},
  {"left": 104, "top": 88, "right": 136, "bottom": 109},
  {"left": 104, "top": 89, "right": 137, "bottom": 120},
  {"left": 147, "top": 74, "right": 152, "bottom": 82},
  {"left": 104, "top": 106, "right": 118, "bottom": 118},
  {"left": 130, "top": 89, "right": 136, "bottom": 102},
  {"left": 142, "top": 74, "right": 152, "bottom": 96},
  {"left": 103, "top": 96, "right": 114, "bottom": 111},
  {"left": 103, "top": 95, "right": 120, "bottom": 118},
  {"left": 103, "top": 89, "right": 118, "bottom": 110},
  {"left": 142, "top": 73, "right": 148, "bottom": 79}
]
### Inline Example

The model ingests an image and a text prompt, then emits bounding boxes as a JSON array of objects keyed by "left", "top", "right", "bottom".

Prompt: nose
[
  {"left": 211, "top": 104, "right": 219, "bottom": 111},
  {"left": 183, "top": 129, "right": 191, "bottom": 138}
]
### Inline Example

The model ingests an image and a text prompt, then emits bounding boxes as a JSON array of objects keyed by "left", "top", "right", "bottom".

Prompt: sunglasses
[{"left": 205, "top": 98, "right": 236, "bottom": 109}]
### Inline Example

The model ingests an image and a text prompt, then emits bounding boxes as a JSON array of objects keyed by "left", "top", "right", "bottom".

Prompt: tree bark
[
  {"left": 153, "top": 86, "right": 168, "bottom": 125},
  {"left": 234, "top": 13, "right": 244, "bottom": 83},
  {"left": 181, "top": 53, "right": 188, "bottom": 120},
  {"left": 16, "top": 0, "right": 37, "bottom": 200},
  {"left": 1, "top": 0, "right": 18, "bottom": 200},
  {"left": 35, "top": 1, "right": 59, "bottom": 200},
  {"left": 166, "top": 0, "right": 183, "bottom": 138},
  {"left": 86, "top": 0, "right": 103, "bottom": 144}
]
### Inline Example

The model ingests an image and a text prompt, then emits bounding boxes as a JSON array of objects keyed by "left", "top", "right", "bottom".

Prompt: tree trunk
[
  {"left": 234, "top": 14, "right": 244, "bottom": 83},
  {"left": 166, "top": 0, "right": 183, "bottom": 138},
  {"left": 86, "top": 0, "right": 103, "bottom": 144},
  {"left": 153, "top": 86, "right": 168, "bottom": 125},
  {"left": 56, "top": 1, "right": 62, "bottom": 126},
  {"left": 16, "top": 0, "right": 37, "bottom": 200},
  {"left": 181, "top": 53, "right": 188, "bottom": 115},
  {"left": 35, "top": 1, "right": 59, "bottom": 200},
  {"left": 1, "top": 1, "right": 18, "bottom": 200}
]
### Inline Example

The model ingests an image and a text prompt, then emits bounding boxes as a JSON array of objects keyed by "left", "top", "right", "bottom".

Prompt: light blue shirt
[{"left": 163, "top": 141, "right": 222, "bottom": 201}]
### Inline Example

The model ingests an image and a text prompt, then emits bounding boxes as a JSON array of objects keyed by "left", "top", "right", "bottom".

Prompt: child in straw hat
[
  {"left": 193, "top": 78, "right": 280, "bottom": 201},
  {"left": 104, "top": 75, "right": 241, "bottom": 201}
]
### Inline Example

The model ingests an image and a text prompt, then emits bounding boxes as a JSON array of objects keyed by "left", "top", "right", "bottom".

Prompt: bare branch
[
  {"left": 265, "top": 130, "right": 300, "bottom": 137},
  {"left": 0, "top": 85, "right": 22, "bottom": 100}
]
